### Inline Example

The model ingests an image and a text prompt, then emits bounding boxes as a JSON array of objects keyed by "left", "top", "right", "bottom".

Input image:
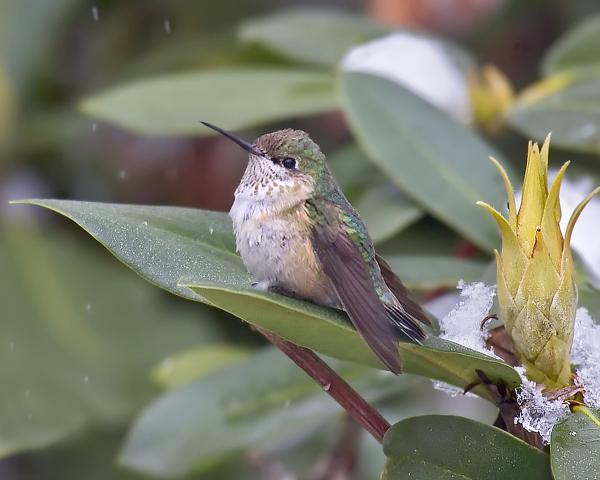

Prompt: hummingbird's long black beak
[{"left": 200, "top": 121, "right": 262, "bottom": 157}]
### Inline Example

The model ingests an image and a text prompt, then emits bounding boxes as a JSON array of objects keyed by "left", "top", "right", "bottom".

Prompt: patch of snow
[
  {"left": 572, "top": 308, "right": 600, "bottom": 408},
  {"left": 438, "top": 281, "right": 496, "bottom": 356},
  {"left": 432, "top": 282, "right": 498, "bottom": 399},
  {"left": 576, "top": 366, "right": 600, "bottom": 409},
  {"left": 571, "top": 308, "right": 599, "bottom": 365},
  {"left": 341, "top": 33, "right": 471, "bottom": 123},
  {"left": 514, "top": 367, "right": 569, "bottom": 444}
]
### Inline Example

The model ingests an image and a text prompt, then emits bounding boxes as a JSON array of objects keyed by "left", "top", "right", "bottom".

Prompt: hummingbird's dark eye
[{"left": 281, "top": 157, "right": 297, "bottom": 170}]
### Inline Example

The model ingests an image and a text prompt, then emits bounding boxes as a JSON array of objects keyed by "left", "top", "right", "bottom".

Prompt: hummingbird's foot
[
  {"left": 251, "top": 280, "right": 272, "bottom": 291},
  {"left": 268, "top": 285, "right": 301, "bottom": 299}
]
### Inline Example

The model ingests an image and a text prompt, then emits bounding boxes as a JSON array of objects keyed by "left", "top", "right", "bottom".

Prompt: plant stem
[{"left": 257, "top": 327, "right": 391, "bottom": 444}]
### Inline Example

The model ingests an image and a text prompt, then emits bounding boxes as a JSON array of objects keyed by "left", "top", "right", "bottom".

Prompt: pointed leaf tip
[
  {"left": 488, "top": 156, "right": 517, "bottom": 229},
  {"left": 518, "top": 139, "right": 548, "bottom": 255},
  {"left": 565, "top": 186, "right": 600, "bottom": 247},
  {"left": 540, "top": 133, "right": 552, "bottom": 171},
  {"left": 541, "top": 161, "right": 570, "bottom": 269}
]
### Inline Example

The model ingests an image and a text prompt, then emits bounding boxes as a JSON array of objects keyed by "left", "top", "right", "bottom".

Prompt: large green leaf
[
  {"left": 15, "top": 200, "right": 520, "bottom": 399},
  {"left": 238, "top": 8, "right": 389, "bottom": 67},
  {"left": 120, "top": 347, "right": 411, "bottom": 477},
  {"left": 9, "top": 429, "right": 146, "bottom": 480},
  {"left": 551, "top": 407, "right": 600, "bottom": 479},
  {"left": 151, "top": 344, "right": 251, "bottom": 389},
  {"left": 543, "top": 15, "right": 600, "bottom": 74},
  {"left": 0, "top": 223, "right": 223, "bottom": 458},
  {"left": 80, "top": 68, "right": 336, "bottom": 136},
  {"left": 580, "top": 283, "right": 600, "bottom": 325},
  {"left": 382, "top": 415, "right": 551, "bottom": 479},
  {"left": 183, "top": 284, "right": 517, "bottom": 394},
  {"left": 0, "top": 0, "right": 78, "bottom": 89},
  {"left": 354, "top": 186, "right": 424, "bottom": 244},
  {"left": 328, "top": 144, "right": 424, "bottom": 243},
  {"left": 378, "top": 219, "right": 462, "bottom": 257},
  {"left": 340, "top": 71, "right": 508, "bottom": 252},
  {"left": 507, "top": 72, "right": 600, "bottom": 155},
  {"left": 385, "top": 255, "right": 488, "bottom": 290}
]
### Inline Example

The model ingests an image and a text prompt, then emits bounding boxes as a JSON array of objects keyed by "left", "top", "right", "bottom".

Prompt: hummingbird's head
[
  {"left": 202, "top": 122, "right": 329, "bottom": 202},
  {"left": 254, "top": 128, "right": 326, "bottom": 179}
]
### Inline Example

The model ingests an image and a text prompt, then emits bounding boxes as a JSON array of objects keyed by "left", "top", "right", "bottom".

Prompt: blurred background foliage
[{"left": 2, "top": 0, "right": 600, "bottom": 478}]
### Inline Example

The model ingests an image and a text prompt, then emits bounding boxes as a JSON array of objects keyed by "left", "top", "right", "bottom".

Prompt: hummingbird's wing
[
  {"left": 308, "top": 199, "right": 424, "bottom": 374},
  {"left": 375, "top": 254, "right": 431, "bottom": 327}
]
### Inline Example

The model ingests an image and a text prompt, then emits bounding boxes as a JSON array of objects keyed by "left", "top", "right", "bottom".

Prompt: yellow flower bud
[
  {"left": 469, "top": 64, "right": 514, "bottom": 133},
  {"left": 478, "top": 136, "right": 600, "bottom": 389}
]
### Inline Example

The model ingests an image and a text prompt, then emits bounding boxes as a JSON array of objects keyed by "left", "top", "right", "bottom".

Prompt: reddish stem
[{"left": 257, "top": 327, "right": 391, "bottom": 444}]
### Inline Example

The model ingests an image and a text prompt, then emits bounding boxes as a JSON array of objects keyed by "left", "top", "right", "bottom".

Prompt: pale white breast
[{"left": 229, "top": 182, "right": 339, "bottom": 307}]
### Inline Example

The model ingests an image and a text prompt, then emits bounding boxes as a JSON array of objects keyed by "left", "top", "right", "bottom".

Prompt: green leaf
[
  {"left": 12, "top": 200, "right": 240, "bottom": 302},
  {"left": 340, "top": 71, "right": 509, "bottom": 252},
  {"left": 151, "top": 345, "right": 251, "bottom": 389},
  {"left": 355, "top": 186, "right": 424, "bottom": 243},
  {"left": 385, "top": 255, "right": 488, "bottom": 290},
  {"left": 551, "top": 407, "right": 600, "bottom": 480},
  {"left": 382, "top": 415, "right": 551, "bottom": 479},
  {"left": 0, "top": 223, "right": 223, "bottom": 458},
  {"left": 508, "top": 72, "right": 600, "bottom": 155},
  {"left": 580, "top": 283, "right": 600, "bottom": 325},
  {"left": 13, "top": 428, "right": 147, "bottom": 480},
  {"left": 543, "top": 15, "right": 600, "bottom": 74},
  {"left": 182, "top": 285, "right": 517, "bottom": 394},
  {"left": 378, "top": 219, "right": 462, "bottom": 257},
  {"left": 238, "top": 8, "right": 389, "bottom": 67},
  {"left": 0, "top": 0, "right": 78, "bottom": 89},
  {"left": 328, "top": 144, "right": 424, "bottom": 243},
  {"left": 121, "top": 347, "right": 410, "bottom": 477},
  {"left": 15, "top": 200, "right": 520, "bottom": 400},
  {"left": 80, "top": 68, "right": 336, "bottom": 136}
]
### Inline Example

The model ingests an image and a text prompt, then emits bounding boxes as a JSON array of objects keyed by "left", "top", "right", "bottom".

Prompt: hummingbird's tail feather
[
  {"left": 383, "top": 303, "right": 426, "bottom": 344},
  {"left": 376, "top": 254, "right": 431, "bottom": 327}
]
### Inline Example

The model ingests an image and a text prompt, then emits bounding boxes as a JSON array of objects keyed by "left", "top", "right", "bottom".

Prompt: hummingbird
[{"left": 202, "top": 122, "right": 430, "bottom": 373}]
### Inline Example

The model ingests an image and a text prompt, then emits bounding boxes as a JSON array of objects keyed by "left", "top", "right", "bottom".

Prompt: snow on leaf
[
  {"left": 572, "top": 308, "right": 600, "bottom": 408},
  {"left": 514, "top": 367, "right": 569, "bottom": 444},
  {"left": 432, "top": 281, "right": 497, "bottom": 397},
  {"left": 341, "top": 33, "right": 471, "bottom": 123},
  {"left": 438, "top": 281, "right": 497, "bottom": 356},
  {"left": 571, "top": 308, "right": 600, "bottom": 365}
]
